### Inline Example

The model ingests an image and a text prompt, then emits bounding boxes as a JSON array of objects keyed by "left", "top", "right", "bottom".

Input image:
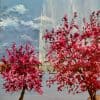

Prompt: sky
[
  {"left": 0, "top": 0, "right": 43, "bottom": 17},
  {"left": 0, "top": 0, "right": 44, "bottom": 57},
  {"left": 0, "top": 0, "right": 100, "bottom": 57}
]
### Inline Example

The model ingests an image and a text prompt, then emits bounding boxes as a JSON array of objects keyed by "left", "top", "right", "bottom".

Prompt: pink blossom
[
  {"left": 44, "top": 11, "right": 100, "bottom": 98},
  {"left": 1, "top": 43, "right": 43, "bottom": 94}
]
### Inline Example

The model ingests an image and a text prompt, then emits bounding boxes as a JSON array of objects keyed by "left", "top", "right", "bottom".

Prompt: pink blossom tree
[
  {"left": 0, "top": 43, "right": 43, "bottom": 100},
  {"left": 44, "top": 11, "right": 100, "bottom": 100}
]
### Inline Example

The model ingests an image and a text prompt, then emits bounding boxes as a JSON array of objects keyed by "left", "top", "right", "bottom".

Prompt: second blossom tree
[{"left": 44, "top": 11, "right": 100, "bottom": 100}]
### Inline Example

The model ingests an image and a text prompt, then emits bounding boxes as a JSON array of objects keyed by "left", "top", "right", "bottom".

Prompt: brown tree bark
[
  {"left": 88, "top": 95, "right": 100, "bottom": 100},
  {"left": 19, "top": 86, "right": 26, "bottom": 100},
  {"left": 88, "top": 89, "right": 96, "bottom": 100}
]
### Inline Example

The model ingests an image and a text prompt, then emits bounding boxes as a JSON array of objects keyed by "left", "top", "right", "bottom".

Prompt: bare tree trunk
[
  {"left": 88, "top": 90, "right": 96, "bottom": 100},
  {"left": 19, "top": 87, "right": 26, "bottom": 100}
]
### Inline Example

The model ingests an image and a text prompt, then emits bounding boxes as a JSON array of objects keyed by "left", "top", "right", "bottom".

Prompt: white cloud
[
  {"left": 0, "top": 17, "right": 40, "bottom": 30},
  {"left": 20, "top": 34, "right": 33, "bottom": 41},
  {"left": 33, "top": 16, "right": 54, "bottom": 23},
  {"left": 1, "top": 43, "right": 9, "bottom": 47},
  {"left": 6, "top": 4, "right": 27, "bottom": 14},
  {"left": 0, "top": 17, "right": 19, "bottom": 28},
  {"left": 0, "top": 43, "right": 9, "bottom": 49},
  {"left": 20, "top": 20, "right": 40, "bottom": 29}
]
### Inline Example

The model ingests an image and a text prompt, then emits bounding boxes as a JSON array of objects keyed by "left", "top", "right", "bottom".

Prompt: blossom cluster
[
  {"left": 1, "top": 43, "right": 43, "bottom": 94},
  {"left": 44, "top": 11, "right": 100, "bottom": 94}
]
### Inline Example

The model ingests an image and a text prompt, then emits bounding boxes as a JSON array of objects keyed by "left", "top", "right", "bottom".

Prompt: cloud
[
  {"left": 1, "top": 43, "right": 9, "bottom": 47},
  {"left": 33, "top": 16, "right": 54, "bottom": 23},
  {"left": 0, "top": 17, "right": 40, "bottom": 30},
  {"left": 0, "top": 17, "right": 19, "bottom": 28},
  {"left": 6, "top": 4, "right": 28, "bottom": 14},
  {"left": 0, "top": 42, "right": 9, "bottom": 49},
  {"left": 0, "top": 16, "right": 41, "bottom": 30},
  {"left": 20, "top": 20, "right": 40, "bottom": 29},
  {"left": 20, "top": 34, "right": 33, "bottom": 42}
]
